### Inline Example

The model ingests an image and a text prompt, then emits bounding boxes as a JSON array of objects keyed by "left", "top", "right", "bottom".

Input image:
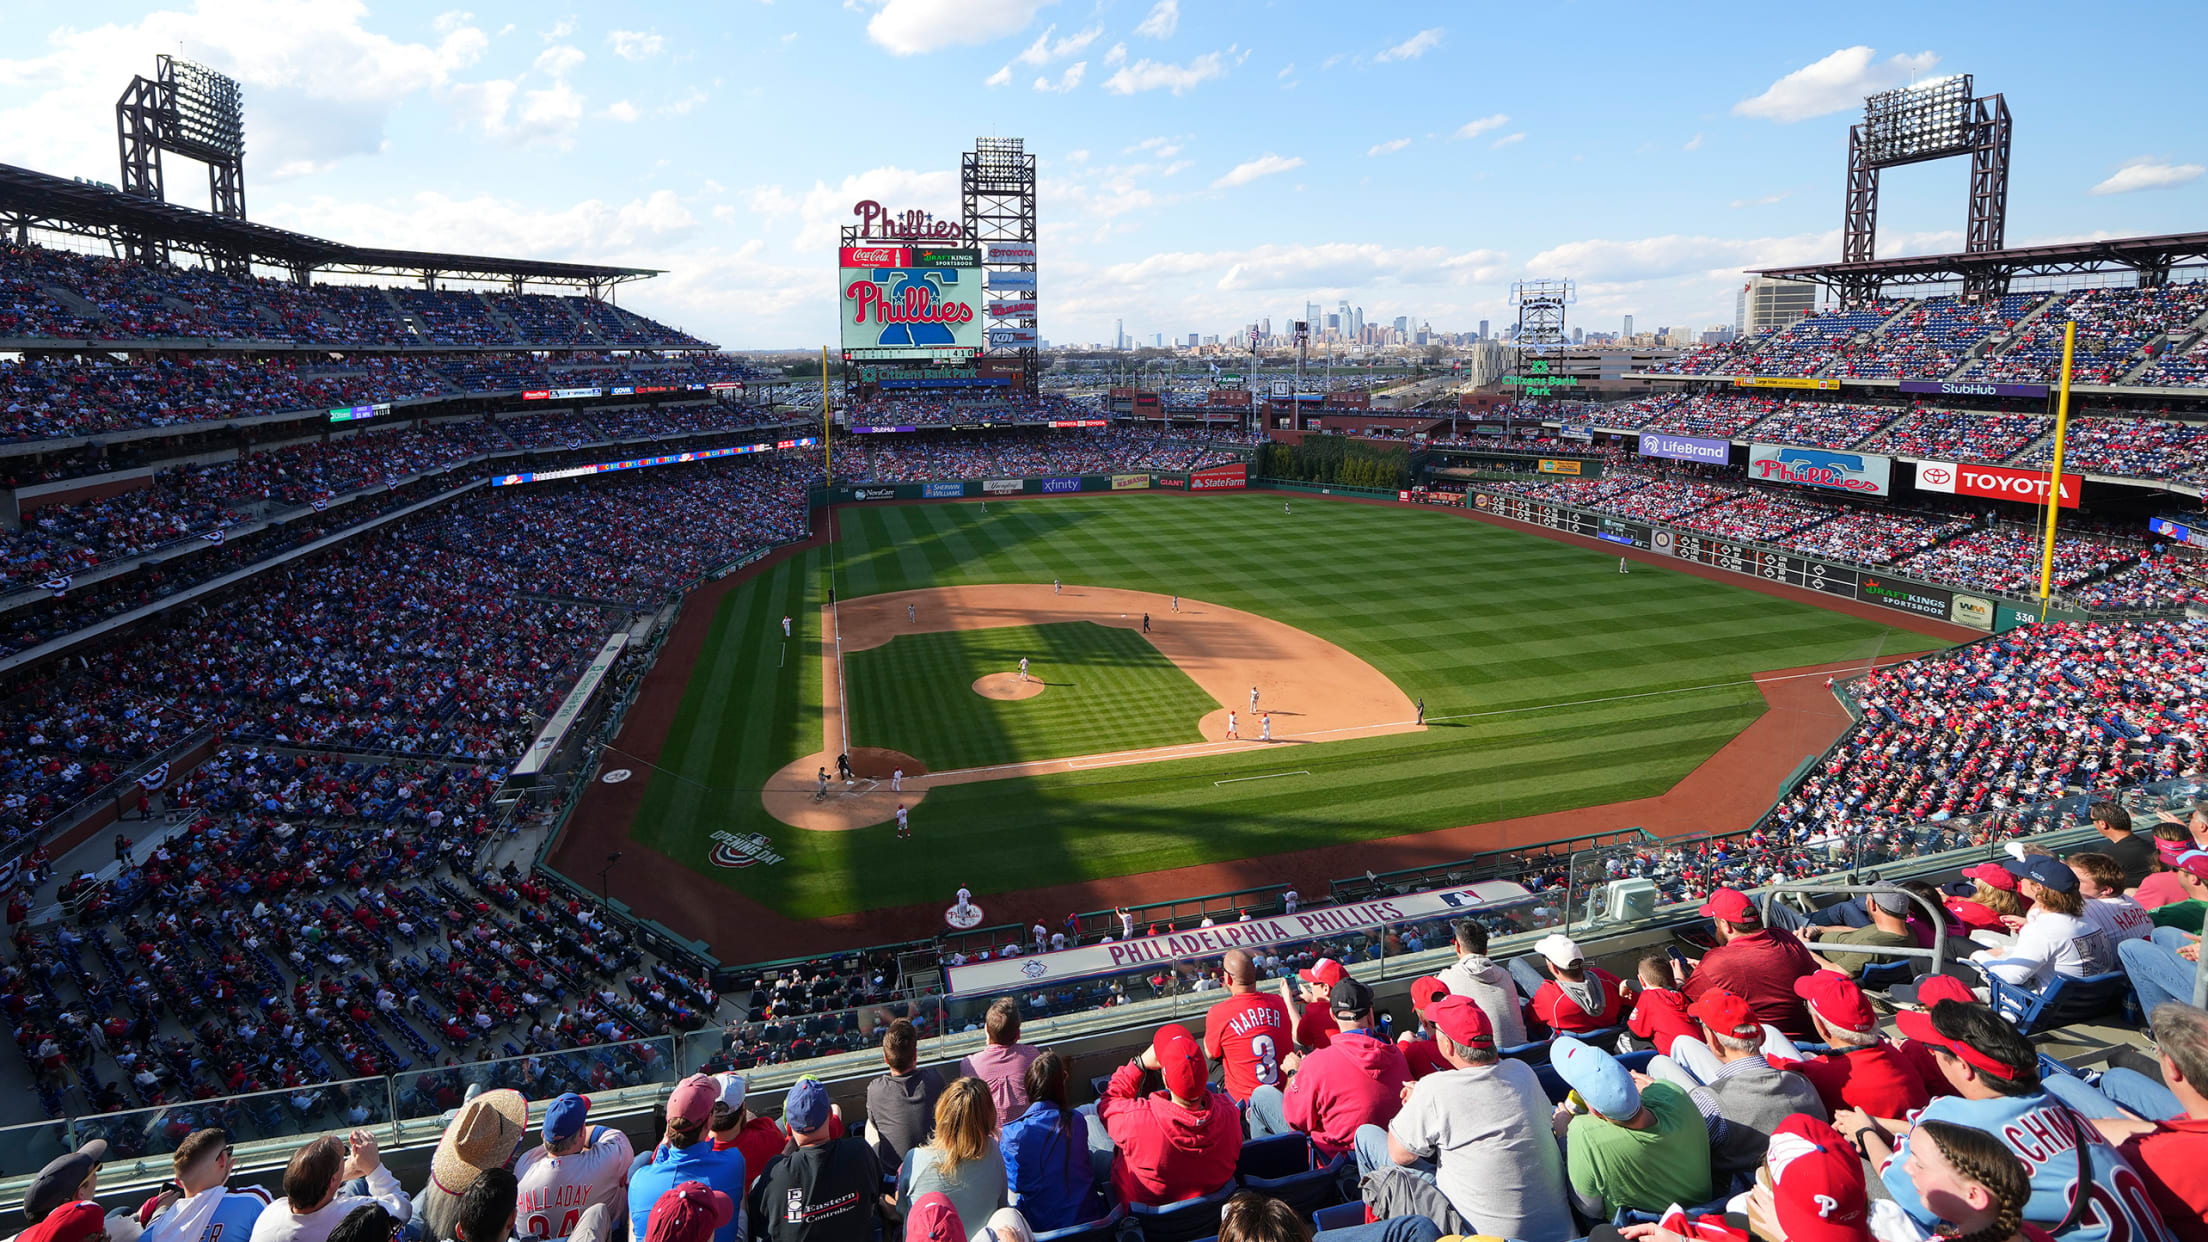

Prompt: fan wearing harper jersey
[
  {"left": 1846, "top": 1001, "right": 2172, "bottom": 1242},
  {"left": 140, "top": 1130, "right": 273, "bottom": 1242},
  {"left": 515, "top": 1094, "right": 633, "bottom": 1241},
  {"left": 1202, "top": 950, "right": 1295, "bottom": 1102}
]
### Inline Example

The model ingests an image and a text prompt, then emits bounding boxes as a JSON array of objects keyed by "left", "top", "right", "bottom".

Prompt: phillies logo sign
[
  {"left": 846, "top": 267, "right": 976, "bottom": 347},
  {"left": 851, "top": 199, "right": 965, "bottom": 241}
]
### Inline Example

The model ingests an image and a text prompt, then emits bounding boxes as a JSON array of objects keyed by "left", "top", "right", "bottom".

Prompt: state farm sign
[{"left": 1916, "top": 460, "right": 2080, "bottom": 510}]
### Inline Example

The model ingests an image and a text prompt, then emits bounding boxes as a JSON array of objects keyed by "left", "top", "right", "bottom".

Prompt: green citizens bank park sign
[{"left": 1503, "top": 359, "right": 1580, "bottom": 397}]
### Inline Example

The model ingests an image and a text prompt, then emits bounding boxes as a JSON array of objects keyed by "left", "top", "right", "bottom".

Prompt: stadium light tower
[
  {"left": 116, "top": 54, "right": 248, "bottom": 266},
  {"left": 963, "top": 138, "right": 1038, "bottom": 396},
  {"left": 1840, "top": 73, "right": 2011, "bottom": 304}
]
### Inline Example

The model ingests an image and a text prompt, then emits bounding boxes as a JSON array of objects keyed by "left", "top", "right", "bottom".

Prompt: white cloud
[
  {"left": 602, "top": 99, "right": 639, "bottom": 122},
  {"left": 1211, "top": 153, "right": 1303, "bottom": 189},
  {"left": 984, "top": 64, "right": 1012, "bottom": 86},
  {"left": 862, "top": 0, "right": 1055, "bottom": 56},
  {"left": 607, "top": 29, "right": 663, "bottom": 61},
  {"left": 1453, "top": 113, "right": 1508, "bottom": 140},
  {"left": 1097, "top": 241, "right": 1507, "bottom": 293},
  {"left": 792, "top": 165, "right": 960, "bottom": 251},
  {"left": 1491, "top": 132, "right": 1524, "bottom": 149},
  {"left": 1729, "top": 192, "right": 1789, "bottom": 208},
  {"left": 1134, "top": 0, "right": 1178, "bottom": 39},
  {"left": 1374, "top": 28, "right": 1442, "bottom": 63},
  {"left": 1733, "top": 47, "right": 1941, "bottom": 122},
  {"left": 1034, "top": 61, "right": 1085, "bottom": 92},
  {"left": 538, "top": 15, "right": 576, "bottom": 42},
  {"left": 1366, "top": 138, "right": 1411, "bottom": 157},
  {"left": 1276, "top": 62, "right": 1295, "bottom": 78},
  {"left": 533, "top": 44, "right": 584, "bottom": 75},
  {"left": 1102, "top": 51, "right": 1224, "bottom": 95},
  {"left": 1104, "top": 42, "right": 1126, "bottom": 65},
  {"left": 2090, "top": 158, "right": 2205, "bottom": 195},
  {"left": 1683, "top": 132, "right": 1703, "bottom": 151},
  {"left": 749, "top": 184, "right": 798, "bottom": 219}
]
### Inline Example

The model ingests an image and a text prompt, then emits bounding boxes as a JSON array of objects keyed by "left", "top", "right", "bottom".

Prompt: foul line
[
  {"left": 1214, "top": 770, "right": 1310, "bottom": 787},
  {"left": 1421, "top": 663, "right": 1879, "bottom": 726}
]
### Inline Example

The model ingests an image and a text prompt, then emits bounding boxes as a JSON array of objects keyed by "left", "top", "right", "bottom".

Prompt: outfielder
[
  {"left": 1018, "top": 656, "right": 1029, "bottom": 683},
  {"left": 781, "top": 615, "right": 792, "bottom": 638},
  {"left": 1618, "top": 556, "right": 1628, "bottom": 574},
  {"left": 896, "top": 804, "right": 910, "bottom": 839}
]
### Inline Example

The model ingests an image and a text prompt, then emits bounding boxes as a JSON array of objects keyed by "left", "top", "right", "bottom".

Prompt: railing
[{"left": 1330, "top": 827, "right": 1655, "bottom": 903}]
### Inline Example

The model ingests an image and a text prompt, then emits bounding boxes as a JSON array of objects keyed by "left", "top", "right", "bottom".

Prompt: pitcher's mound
[{"left": 974, "top": 673, "right": 1045, "bottom": 700}]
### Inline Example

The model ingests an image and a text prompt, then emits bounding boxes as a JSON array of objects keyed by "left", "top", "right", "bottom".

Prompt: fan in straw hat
[{"left": 419, "top": 1090, "right": 528, "bottom": 1241}]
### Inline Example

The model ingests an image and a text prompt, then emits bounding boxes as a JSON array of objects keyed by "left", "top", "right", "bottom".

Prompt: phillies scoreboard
[{"left": 1662, "top": 531, "right": 1859, "bottom": 598}]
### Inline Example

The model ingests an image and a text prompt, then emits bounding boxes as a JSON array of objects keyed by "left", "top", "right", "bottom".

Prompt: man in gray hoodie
[{"left": 1435, "top": 920, "right": 1527, "bottom": 1048}]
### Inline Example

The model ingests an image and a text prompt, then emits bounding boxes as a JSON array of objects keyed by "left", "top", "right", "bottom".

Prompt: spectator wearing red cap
[
  {"left": 23, "top": 1203, "right": 114, "bottom": 1242},
  {"left": 1394, "top": 977, "right": 1455, "bottom": 1080},
  {"left": 956, "top": 1000, "right": 1040, "bottom": 1133},
  {"left": 1201, "top": 949, "right": 1295, "bottom": 1103},
  {"left": 1620, "top": 1115, "right": 1871, "bottom": 1242},
  {"left": 1436, "top": 919, "right": 1528, "bottom": 1049},
  {"left": 1679, "top": 888, "right": 1819, "bottom": 1038},
  {"left": 1789, "top": 971, "right": 1931, "bottom": 1120},
  {"left": 646, "top": 1183, "right": 733, "bottom": 1242},
  {"left": 1090, "top": 1025, "right": 1240, "bottom": 1207},
  {"left": 1946, "top": 865, "right": 2027, "bottom": 935},
  {"left": 632, "top": 1077, "right": 745, "bottom": 1242},
  {"left": 2053, "top": 1003, "right": 2208, "bottom": 1242},
  {"left": 1244, "top": 977, "right": 1406, "bottom": 1157},
  {"left": 1510, "top": 934, "right": 1627, "bottom": 1036},
  {"left": 2145, "top": 851, "right": 2208, "bottom": 935},
  {"left": 1842, "top": 1001, "right": 2168, "bottom": 1242},
  {"left": 1283, "top": 959, "right": 1344, "bottom": 1052},
  {"left": 1643, "top": 989, "right": 1827, "bottom": 1187},
  {"left": 1625, "top": 955, "right": 1699, "bottom": 1057},
  {"left": 1359, "top": 995, "right": 1573, "bottom": 1242},
  {"left": 1888, "top": 976, "right": 1978, "bottom": 1100}
]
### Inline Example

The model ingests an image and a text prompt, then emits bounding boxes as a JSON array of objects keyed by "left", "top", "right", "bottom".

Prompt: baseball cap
[
  {"left": 1329, "top": 976, "right": 1375, "bottom": 1021},
  {"left": 784, "top": 1078, "right": 831, "bottom": 1132},
  {"left": 1298, "top": 958, "right": 1345, "bottom": 987},
  {"left": 1552, "top": 1035, "right": 1640, "bottom": 1119},
  {"left": 541, "top": 1093, "right": 591, "bottom": 1144},
  {"left": 1151, "top": 1024, "right": 1209, "bottom": 1101},
  {"left": 1960, "top": 862, "right": 2017, "bottom": 892},
  {"left": 1762, "top": 1116, "right": 1871, "bottom": 1242},
  {"left": 1535, "top": 932, "right": 1584, "bottom": 968},
  {"left": 645, "top": 1181, "right": 735, "bottom": 1242},
  {"left": 24, "top": 1141, "right": 106, "bottom": 1223},
  {"left": 2177, "top": 854, "right": 2208, "bottom": 883},
  {"left": 21, "top": 1203, "right": 106, "bottom": 1242},
  {"left": 2002, "top": 855, "right": 2078, "bottom": 893},
  {"left": 1891, "top": 974, "right": 1978, "bottom": 1010},
  {"left": 904, "top": 1193, "right": 965, "bottom": 1242},
  {"left": 667, "top": 1075, "right": 720, "bottom": 1128},
  {"left": 1697, "top": 887, "right": 1759, "bottom": 924},
  {"left": 1895, "top": 1004, "right": 2021, "bottom": 1081},
  {"left": 430, "top": 1089, "right": 527, "bottom": 1194},
  {"left": 1686, "top": 989, "right": 1761, "bottom": 1042},
  {"left": 711, "top": 1072, "right": 747, "bottom": 1113},
  {"left": 1427, "top": 995, "right": 1494, "bottom": 1050},
  {"left": 1794, "top": 971, "right": 1877, "bottom": 1034},
  {"left": 1408, "top": 975, "right": 1449, "bottom": 1016},
  {"left": 1867, "top": 887, "right": 1911, "bottom": 914}
]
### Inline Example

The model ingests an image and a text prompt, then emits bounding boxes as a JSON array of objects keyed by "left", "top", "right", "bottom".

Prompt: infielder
[
  {"left": 896, "top": 804, "right": 910, "bottom": 839},
  {"left": 1249, "top": 685, "right": 1259, "bottom": 710},
  {"left": 1141, "top": 612, "right": 1151, "bottom": 633},
  {"left": 1260, "top": 713, "right": 1272, "bottom": 741},
  {"left": 1053, "top": 578, "right": 1061, "bottom": 595},
  {"left": 1226, "top": 710, "right": 1238, "bottom": 739},
  {"left": 908, "top": 603, "right": 916, "bottom": 623},
  {"left": 1018, "top": 656, "right": 1029, "bottom": 682},
  {"left": 891, "top": 768, "right": 903, "bottom": 792},
  {"left": 814, "top": 768, "right": 829, "bottom": 801},
  {"left": 1170, "top": 595, "right": 1179, "bottom": 612},
  {"left": 781, "top": 615, "right": 792, "bottom": 638}
]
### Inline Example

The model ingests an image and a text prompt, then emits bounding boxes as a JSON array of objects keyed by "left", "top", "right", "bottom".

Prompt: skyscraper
[
  {"left": 1115, "top": 318, "right": 1125, "bottom": 350},
  {"left": 1622, "top": 315, "right": 1634, "bottom": 340},
  {"left": 1478, "top": 319, "right": 1490, "bottom": 340}
]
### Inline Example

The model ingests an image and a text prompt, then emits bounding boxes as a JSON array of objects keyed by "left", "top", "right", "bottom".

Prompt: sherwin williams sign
[
  {"left": 1639, "top": 433, "right": 1730, "bottom": 464},
  {"left": 1748, "top": 443, "right": 1893, "bottom": 496},
  {"left": 1915, "top": 460, "right": 2080, "bottom": 509}
]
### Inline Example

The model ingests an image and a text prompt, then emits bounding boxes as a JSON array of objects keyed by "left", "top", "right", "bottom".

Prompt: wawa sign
[
  {"left": 1915, "top": 460, "right": 2081, "bottom": 510},
  {"left": 850, "top": 199, "right": 966, "bottom": 242}
]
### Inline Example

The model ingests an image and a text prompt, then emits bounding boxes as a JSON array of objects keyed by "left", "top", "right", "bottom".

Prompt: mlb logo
[{"left": 786, "top": 1189, "right": 804, "bottom": 1223}]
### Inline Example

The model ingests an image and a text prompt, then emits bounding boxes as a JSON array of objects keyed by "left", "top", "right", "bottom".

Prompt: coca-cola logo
[{"left": 852, "top": 199, "right": 965, "bottom": 241}]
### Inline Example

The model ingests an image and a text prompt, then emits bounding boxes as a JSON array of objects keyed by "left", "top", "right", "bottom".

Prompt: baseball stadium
[{"left": 0, "top": 16, "right": 2204, "bottom": 1242}]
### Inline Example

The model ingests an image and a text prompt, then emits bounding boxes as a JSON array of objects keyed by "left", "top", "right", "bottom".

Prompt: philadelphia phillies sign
[
  {"left": 850, "top": 199, "right": 965, "bottom": 242},
  {"left": 1915, "top": 460, "right": 2081, "bottom": 509},
  {"left": 1748, "top": 444, "right": 1893, "bottom": 496}
]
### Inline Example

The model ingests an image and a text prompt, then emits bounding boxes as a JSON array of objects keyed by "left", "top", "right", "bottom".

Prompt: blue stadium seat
[
  {"left": 1985, "top": 970, "right": 2129, "bottom": 1037},
  {"left": 1031, "top": 1203, "right": 1125, "bottom": 1242},
  {"left": 1127, "top": 1184, "right": 1235, "bottom": 1242},
  {"left": 1240, "top": 1148, "right": 1348, "bottom": 1216},
  {"left": 1310, "top": 1203, "right": 1364, "bottom": 1234}
]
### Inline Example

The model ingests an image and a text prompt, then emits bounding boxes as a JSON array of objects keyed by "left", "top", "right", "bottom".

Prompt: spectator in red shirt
[
  {"left": 1510, "top": 933, "right": 1626, "bottom": 1035},
  {"left": 1200, "top": 950, "right": 1294, "bottom": 1103},
  {"left": 1787, "top": 971, "right": 1931, "bottom": 1120},
  {"left": 1626, "top": 955, "right": 1700, "bottom": 1056},
  {"left": 1245, "top": 977, "right": 1408, "bottom": 1157},
  {"left": 1092, "top": 1025, "right": 1240, "bottom": 1207},
  {"left": 1681, "top": 888, "right": 1820, "bottom": 1038},
  {"left": 1394, "top": 976, "right": 1454, "bottom": 1080},
  {"left": 706, "top": 1074, "right": 784, "bottom": 1198},
  {"left": 1285, "top": 959, "right": 1343, "bottom": 1052}
]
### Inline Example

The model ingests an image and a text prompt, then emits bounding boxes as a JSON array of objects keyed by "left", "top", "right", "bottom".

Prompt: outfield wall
[{"left": 814, "top": 461, "right": 1248, "bottom": 504}]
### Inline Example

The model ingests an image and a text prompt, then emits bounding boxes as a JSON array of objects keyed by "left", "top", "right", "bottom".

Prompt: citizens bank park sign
[{"left": 944, "top": 879, "right": 1533, "bottom": 994}]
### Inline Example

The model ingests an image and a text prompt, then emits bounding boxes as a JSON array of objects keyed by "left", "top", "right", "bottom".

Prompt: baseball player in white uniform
[
  {"left": 1170, "top": 595, "right": 1179, "bottom": 612},
  {"left": 891, "top": 769, "right": 903, "bottom": 792},
  {"left": 781, "top": 616, "right": 791, "bottom": 638},
  {"left": 1249, "top": 685, "right": 1259, "bottom": 710},
  {"left": 1031, "top": 923, "right": 1047, "bottom": 952},
  {"left": 908, "top": 603, "right": 916, "bottom": 623},
  {"left": 1053, "top": 578, "right": 1061, "bottom": 595},
  {"left": 513, "top": 1093, "right": 633, "bottom": 1241},
  {"left": 896, "top": 804, "right": 910, "bottom": 839},
  {"left": 1226, "top": 710, "right": 1238, "bottom": 739},
  {"left": 1018, "top": 657, "right": 1029, "bottom": 683},
  {"left": 1260, "top": 713, "right": 1272, "bottom": 741}
]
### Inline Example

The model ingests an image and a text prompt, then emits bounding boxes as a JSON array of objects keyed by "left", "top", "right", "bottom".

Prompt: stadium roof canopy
[
  {"left": 0, "top": 162, "right": 659, "bottom": 292},
  {"left": 1754, "top": 230, "right": 2208, "bottom": 295}
]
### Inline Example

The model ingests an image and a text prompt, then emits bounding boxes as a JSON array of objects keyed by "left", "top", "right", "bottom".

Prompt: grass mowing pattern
[
  {"left": 634, "top": 493, "right": 1948, "bottom": 918},
  {"left": 845, "top": 622, "right": 1213, "bottom": 771}
]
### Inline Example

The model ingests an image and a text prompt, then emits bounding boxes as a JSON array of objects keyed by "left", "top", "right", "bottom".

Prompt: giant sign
[
  {"left": 1748, "top": 444, "right": 1893, "bottom": 496},
  {"left": 1639, "top": 433, "right": 1730, "bottom": 464},
  {"left": 849, "top": 199, "right": 964, "bottom": 242},
  {"left": 840, "top": 259, "right": 983, "bottom": 361},
  {"left": 1914, "top": 460, "right": 2081, "bottom": 509},
  {"left": 987, "top": 300, "right": 1037, "bottom": 318},
  {"left": 944, "top": 879, "right": 1533, "bottom": 994}
]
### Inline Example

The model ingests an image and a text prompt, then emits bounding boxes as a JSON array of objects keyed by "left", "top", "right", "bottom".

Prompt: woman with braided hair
[{"left": 1872, "top": 1119, "right": 2047, "bottom": 1242}]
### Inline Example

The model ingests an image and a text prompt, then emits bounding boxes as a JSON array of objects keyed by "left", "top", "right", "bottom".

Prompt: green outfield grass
[
  {"left": 629, "top": 491, "right": 1948, "bottom": 919},
  {"left": 845, "top": 621, "right": 1212, "bottom": 771}
]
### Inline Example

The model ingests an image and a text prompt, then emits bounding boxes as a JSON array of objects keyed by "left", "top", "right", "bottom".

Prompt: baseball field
[{"left": 614, "top": 490, "right": 1952, "bottom": 922}]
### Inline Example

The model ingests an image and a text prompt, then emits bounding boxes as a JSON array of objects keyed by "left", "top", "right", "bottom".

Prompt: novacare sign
[{"left": 1915, "top": 460, "right": 2081, "bottom": 510}]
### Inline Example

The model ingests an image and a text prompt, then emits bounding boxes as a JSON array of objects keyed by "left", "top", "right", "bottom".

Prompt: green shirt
[
  {"left": 1815, "top": 925, "right": 1913, "bottom": 975},
  {"left": 2149, "top": 900, "right": 2205, "bottom": 934},
  {"left": 1564, "top": 1080, "right": 1713, "bottom": 1216}
]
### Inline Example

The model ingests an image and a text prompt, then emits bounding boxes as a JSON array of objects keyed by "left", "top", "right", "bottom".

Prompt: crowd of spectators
[
  {"left": 1964, "top": 283, "right": 2208, "bottom": 385},
  {"left": 842, "top": 395, "right": 1102, "bottom": 429},
  {"left": 831, "top": 429, "right": 1249, "bottom": 483},
  {"left": 1893, "top": 525, "right": 2138, "bottom": 595},
  {"left": 2012, "top": 414, "right": 2208, "bottom": 485},
  {"left": 1863, "top": 410, "right": 2053, "bottom": 462}
]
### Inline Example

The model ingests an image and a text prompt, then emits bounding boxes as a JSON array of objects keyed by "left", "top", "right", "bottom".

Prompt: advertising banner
[
  {"left": 847, "top": 424, "right": 920, "bottom": 434},
  {"left": 1951, "top": 594, "right": 1995, "bottom": 631},
  {"left": 1208, "top": 389, "right": 1252, "bottom": 407},
  {"left": 840, "top": 245, "right": 908, "bottom": 268},
  {"left": 988, "top": 243, "right": 1038, "bottom": 264},
  {"left": 987, "top": 328, "right": 1039, "bottom": 347},
  {"left": 911, "top": 246, "right": 979, "bottom": 268},
  {"left": 1048, "top": 419, "right": 1108, "bottom": 429},
  {"left": 986, "top": 270, "right": 1037, "bottom": 291},
  {"left": 1133, "top": 393, "right": 1161, "bottom": 413},
  {"left": 1191, "top": 463, "right": 1248, "bottom": 491},
  {"left": 1639, "top": 433, "right": 1731, "bottom": 464},
  {"left": 1857, "top": 576, "right": 1951, "bottom": 619},
  {"left": 1040, "top": 477, "right": 1082, "bottom": 494},
  {"left": 982, "top": 478, "right": 1022, "bottom": 494},
  {"left": 923, "top": 481, "right": 965, "bottom": 498},
  {"left": 1111, "top": 473, "right": 1151, "bottom": 490},
  {"left": 946, "top": 879, "right": 1532, "bottom": 994},
  {"left": 1562, "top": 426, "right": 1594, "bottom": 442},
  {"left": 1270, "top": 380, "right": 1294, "bottom": 397},
  {"left": 986, "top": 300, "right": 1036, "bottom": 318},
  {"left": 848, "top": 486, "right": 900, "bottom": 502},
  {"left": 1734, "top": 376, "right": 1841, "bottom": 390},
  {"left": 1748, "top": 444, "right": 1893, "bottom": 496},
  {"left": 1914, "top": 460, "right": 2080, "bottom": 509},
  {"left": 1537, "top": 459, "right": 1584, "bottom": 476},
  {"left": 840, "top": 258, "right": 984, "bottom": 360},
  {"left": 2150, "top": 517, "right": 2206, "bottom": 548},
  {"left": 521, "top": 390, "right": 551, "bottom": 400},
  {"left": 1898, "top": 380, "right": 2049, "bottom": 400},
  {"left": 550, "top": 386, "right": 603, "bottom": 399}
]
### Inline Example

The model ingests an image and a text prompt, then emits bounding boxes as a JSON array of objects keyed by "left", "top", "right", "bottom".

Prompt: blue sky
[{"left": 2, "top": 0, "right": 2203, "bottom": 349}]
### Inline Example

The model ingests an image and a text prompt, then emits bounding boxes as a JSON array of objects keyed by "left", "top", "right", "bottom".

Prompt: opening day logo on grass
[{"left": 710, "top": 831, "right": 784, "bottom": 868}]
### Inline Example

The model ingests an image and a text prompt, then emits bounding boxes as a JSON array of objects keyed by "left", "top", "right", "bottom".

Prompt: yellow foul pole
[
  {"left": 2035, "top": 320, "right": 2075, "bottom": 620},
  {"left": 821, "top": 345, "right": 833, "bottom": 483}
]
